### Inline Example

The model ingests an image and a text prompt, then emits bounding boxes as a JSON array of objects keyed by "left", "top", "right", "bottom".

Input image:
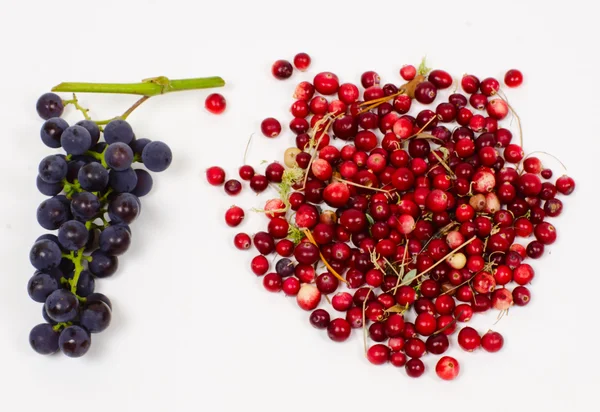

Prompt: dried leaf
[{"left": 385, "top": 304, "right": 408, "bottom": 314}]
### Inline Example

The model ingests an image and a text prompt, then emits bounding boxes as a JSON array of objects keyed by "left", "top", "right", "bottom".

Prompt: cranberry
[
  {"left": 555, "top": 175, "right": 575, "bottom": 195},
  {"left": 426, "top": 334, "right": 450, "bottom": 355},
  {"left": 205, "top": 93, "right": 226, "bottom": 114},
  {"left": 504, "top": 69, "right": 523, "bottom": 87},
  {"left": 327, "top": 318, "right": 351, "bottom": 342},
  {"left": 316, "top": 272, "right": 340, "bottom": 295},
  {"left": 206, "top": 166, "right": 226, "bottom": 186},
  {"left": 513, "top": 286, "right": 531, "bottom": 306},
  {"left": 526, "top": 240, "right": 545, "bottom": 259},
  {"left": 361, "top": 71, "right": 380, "bottom": 88},
  {"left": 400, "top": 65, "right": 416, "bottom": 81},
  {"left": 249, "top": 175, "right": 268, "bottom": 193},
  {"left": 457, "top": 326, "right": 481, "bottom": 351},
  {"left": 260, "top": 118, "right": 282, "bottom": 138},
  {"left": 481, "top": 330, "right": 504, "bottom": 352},
  {"left": 405, "top": 338, "right": 426, "bottom": 358},
  {"left": 367, "top": 344, "right": 391, "bottom": 365},
  {"left": 480, "top": 77, "right": 500, "bottom": 96},
  {"left": 390, "top": 352, "right": 407, "bottom": 367},
  {"left": 461, "top": 74, "right": 480, "bottom": 93},
  {"left": 314, "top": 72, "right": 340, "bottom": 95},
  {"left": 234, "top": 233, "right": 251, "bottom": 250},
  {"left": 263, "top": 273, "right": 282, "bottom": 292},
  {"left": 309, "top": 309, "right": 330, "bottom": 329},
  {"left": 271, "top": 60, "right": 293, "bottom": 80},
  {"left": 293, "top": 53, "right": 311, "bottom": 71},
  {"left": 436, "top": 356, "right": 460, "bottom": 380},
  {"left": 405, "top": 358, "right": 425, "bottom": 378},
  {"left": 250, "top": 255, "right": 269, "bottom": 276},
  {"left": 238, "top": 165, "right": 254, "bottom": 181},
  {"left": 414, "top": 81, "right": 437, "bottom": 104}
]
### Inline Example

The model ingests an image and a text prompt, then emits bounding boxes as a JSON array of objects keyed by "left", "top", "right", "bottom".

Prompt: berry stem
[
  {"left": 51, "top": 76, "right": 225, "bottom": 96},
  {"left": 302, "top": 229, "right": 348, "bottom": 284},
  {"left": 62, "top": 93, "right": 92, "bottom": 120}
]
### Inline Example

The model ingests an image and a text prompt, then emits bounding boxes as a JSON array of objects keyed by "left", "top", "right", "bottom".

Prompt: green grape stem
[{"left": 52, "top": 76, "right": 225, "bottom": 96}]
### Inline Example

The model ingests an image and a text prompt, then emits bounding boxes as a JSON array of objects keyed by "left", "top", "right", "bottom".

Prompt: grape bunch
[{"left": 28, "top": 92, "right": 173, "bottom": 357}]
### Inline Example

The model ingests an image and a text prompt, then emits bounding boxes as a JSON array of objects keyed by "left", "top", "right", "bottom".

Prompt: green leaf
[
  {"left": 400, "top": 269, "right": 417, "bottom": 286},
  {"left": 417, "top": 56, "right": 431, "bottom": 76},
  {"left": 365, "top": 213, "right": 375, "bottom": 226}
]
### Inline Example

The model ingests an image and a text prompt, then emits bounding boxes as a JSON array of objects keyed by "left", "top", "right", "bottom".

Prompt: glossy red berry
[
  {"left": 205, "top": 93, "right": 227, "bottom": 114},
  {"left": 272, "top": 60, "right": 293, "bottom": 80}
]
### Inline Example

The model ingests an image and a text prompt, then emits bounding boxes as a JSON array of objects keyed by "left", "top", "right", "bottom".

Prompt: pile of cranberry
[{"left": 206, "top": 54, "right": 576, "bottom": 380}]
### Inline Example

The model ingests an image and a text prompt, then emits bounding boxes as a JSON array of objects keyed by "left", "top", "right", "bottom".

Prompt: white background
[{"left": 0, "top": 0, "right": 598, "bottom": 410}]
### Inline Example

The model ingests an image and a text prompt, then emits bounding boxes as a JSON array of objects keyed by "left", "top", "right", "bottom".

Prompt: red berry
[
  {"left": 233, "top": 233, "right": 251, "bottom": 250},
  {"left": 428, "top": 69, "right": 453, "bottom": 89},
  {"left": 457, "top": 327, "right": 481, "bottom": 351},
  {"left": 390, "top": 352, "right": 407, "bottom": 367},
  {"left": 513, "top": 286, "right": 531, "bottom": 306},
  {"left": 461, "top": 74, "right": 480, "bottom": 93},
  {"left": 405, "top": 358, "right": 425, "bottom": 378},
  {"left": 400, "top": 65, "right": 416, "bottom": 81},
  {"left": 481, "top": 330, "right": 504, "bottom": 352},
  {"left": 205, "top": 93, "right": 226, "bottom": 114},
  {"left": 504, "top": 69, "right": 523, "bottom": 87},
  {"left": 426, "top": 334, "right": 450, "bottom": 355},
  {"left": 271, "top": 60, "right": 293, "bottom": 80},
  {"left": 224, "top": 179, "right": 242, "bottom": 195},
  {"left": 555, "top": 175, "right": 575, "bottom": 195},
  {"left": 206, "top": 166, "right": 226, "bottom": 185},
  {"left": 327, "top": 318, "right": 351, "bottom": 342},
  {"left": 361, "top": 71, "right": 380, "bottom": 88},
  {"left": 309, "top": 309, "right": 330, "bottom": 329},
  {"left": 263, "top": 273, "right": 282, "bottom": 292},
  {"left": 249, "top": 175, "right": 268, "bottom": 193},
  {"left": 260, "top": 118, "right": 282, "bottom": 138},
  {"left": 225, "top": 206, "right": 244, "bottom": 227},
  {"left": 293, "top": 53, "right": 311, "bottom": 71},
  {"left": 251, "top": 255, "right": 269, "bottom": 276},
  {"left": 367, "top": 344, "right": 391, "bottom": 365},
  {"left": 313, "top": 72, "right": 339, "bottom": 95},
  {"left": 282, "top": 277, "right": 301, "bottom": 296},
  {"left": 238, "top": 165, "right": 255, "bottom": 181},
  {"left": 436, "top": 356, "right": 460, "bottom": 380},
  {"left": 480, "top": 77, "right": 500, "bottom": 96}
]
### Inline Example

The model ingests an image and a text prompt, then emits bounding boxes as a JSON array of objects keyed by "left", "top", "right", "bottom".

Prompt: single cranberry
[
  {"left": 309, "top": 309, "right": 330, "bottom": 329},
  {"left": 224, "top": 179, "right": 242, "bottom": 195},
  {"left": 526, "top": 240, "right": 545, "bottom": 259},
  {"left": 481, "top": 330, "right": 504, "bottom": 352},
  {"left": 457, "top": 327, "right": 481, "bottom": 351},
  {"left": 367, "top": 344, "right": 391, "bottom": 365},
  {"left": 436, "top": 356, "right": 460, "bottom": 380},
  {"left": 405, "top": 338, "right": 426, "bottom": 358},
  {"left": 405, "top": 358, "right": 425, "bottom": 378},
  {"left": 414, "top": 81, "right": 437, "bottom": 104},
  {"left": 293, "top": 53, "right": 311, "bottom": 71},
  {"left": 263, "top": 273, "right": 282, "bottom": 292},
  {"left": 327, "top": 318, "right": 352, "bottom": 342},
  {"left": 206, "top": 166, "right": 226, "bottom": 186},
  {"left": 504, "top": 69, "right": 523, "bottom": 87},
  {"left": 261, "top": 118, "right": 282, "bottom": 138},
  {"left": 205, "top": 93, "right": 226, "bottom": 114},
  {"left": 426, "top": 334, "right": 450, "bottom": 355},
  {"left": 513, "top": 286, "right": 531, "bottom": 306},
  {"left": 461, "top": 74, "right": 480, "bottom": 93},
  {"left": 271, "top": 60, "right": 293, "bottom": 80}
]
